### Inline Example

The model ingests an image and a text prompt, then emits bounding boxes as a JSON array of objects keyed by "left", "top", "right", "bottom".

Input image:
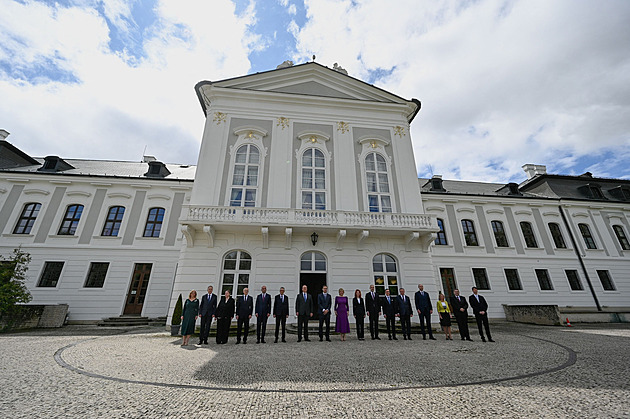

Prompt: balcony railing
[{"left": 182, "top": 205, "right": 437, "bottom": 231}]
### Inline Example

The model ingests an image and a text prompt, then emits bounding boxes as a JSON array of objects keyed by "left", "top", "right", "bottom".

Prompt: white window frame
[
  {"left": 225, "top": 127, "right": 268, "bottom": 207},
  {"left": 295, "top": 131, "right": 331, "bottom": 211},
  {"left": 372, "top": 253, "right": 399, "bottom": 296},
  {"left": 220, "top": 250, "right": 253, "bottom": 298},
  {"left": 357, "top": 136, "right": 395, "bottom": 213}
]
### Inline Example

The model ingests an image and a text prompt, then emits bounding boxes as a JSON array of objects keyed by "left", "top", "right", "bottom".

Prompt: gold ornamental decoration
[
  {"left": 213, "top": 112, "right": 227, "bottom": 125},
  {"left": 337, "top": 121, "right": 349, "bottom": 134},
  {"left": 277, "top": 117, "right": 289, "bottom": 130},
  {"left": 394, "top": 126, "right": 405, "bottom": 137}
]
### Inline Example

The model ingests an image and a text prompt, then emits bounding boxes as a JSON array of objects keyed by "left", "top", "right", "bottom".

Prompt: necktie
[
  {"left": 304, "top": 293, "right": 307, "bottom": 301},
  {"left": 281, "top": 296, "right": 284, "bottom": 302},
  {"left": 457, "top": 296, "right": 460, "bottom": 301},
  {"left": 387, "top": 297, "right": 390, "bottom": 303},
  {"left": 372, "top": 292, "right": 374, "bottom": 299}
]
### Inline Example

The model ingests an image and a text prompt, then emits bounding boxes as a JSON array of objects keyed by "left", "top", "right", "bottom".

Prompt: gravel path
[{"left": 1, "top": 323, "right": 628, "bottom": 418}]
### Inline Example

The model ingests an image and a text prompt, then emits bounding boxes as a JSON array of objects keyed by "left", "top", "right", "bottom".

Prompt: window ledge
[
  {"left": 135, "top": 236, "right": 164, "bottom": 240},
  {"left": 495, "top": 246, "right": 515, "bottom": 250},
  {"left": 433, "top": 244, "right": 453, "bottom": 248},
  {"left": 506, "top": 290, "right": 526, "bottom": 293},
  {"left": 34, "top": 286, "right": 60, "bottom": 290},
  {"left": 2, "top": 233, "right": 34, "bottom": 237},
  {"left": 77, "top": 287, "right": 107, "bottom": 291},
  {"left": 464, "top": 245, "right": 485, "bottom": 249},
  {"left": 92, "top": 235, "right": 122, "bottom": 240},
  {"left": 48, "top": 234, "right": 78, "bottom": 238}
]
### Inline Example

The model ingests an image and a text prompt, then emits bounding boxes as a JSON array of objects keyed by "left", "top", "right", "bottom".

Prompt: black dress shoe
[
  {"left": 236, "top": 341, "right": 240, "bottom": 344},
  {"left": 388, "top": 336, "right": 392, "bottom": 340},
  {"left": 256, "top": 340, "right": 260, "bottom": 344},
  {"left": 320, "top": 338, "right": 323, "bottom": 342},
  {"left": 305, "top": 338, "right": 311, "bottom": 342},
  {"left": 261, "top": 340, "right": 266, "bottom": 343},
  {"left": 466, "top": 338, "right": 473, "bottom": 341},
  {"left": 403, "top": 336, "right": 407, "bottom": 340},
  {"left": 429, "top": 337, "right": 436, "bottom": 340},
  {"left": 408, "top": 337, "right": 412, "bottom": 340},
  {"left": 243, "top": 341, "right": 247, "bottom": 344},
  {"left": 375, "top": 337, "right": 381, "bottom": 340},
  {"left": 198, "top": 342, "right": 203, "bottom": 345},
  {"left": 393, "top": 336, "right": 398, "bottom": 340},
  {"left": 282, "top": 339, "right": 286, "bottom": 343},
  {"left": 488, "top": 339, "right": 495, "bottom": 342},
  {"left": 274, "top": 338, "right": 278, "bottom": 343},
  {"left": 297, "top": 339, "right": 302, "bottom": 342},
  {"left": 326, "top": 338, "right": 331, "bottom": 342},
  {"left": 423, "top": 336, "right": 426, "bottom": 340},
  {"left": 481, "top": 338, "right": 486, "bottom": 342}
]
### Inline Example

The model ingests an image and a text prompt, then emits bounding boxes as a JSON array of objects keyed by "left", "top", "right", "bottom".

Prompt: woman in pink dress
[{"left": 335, "top": 288, "right": 350, "bottom": 341}]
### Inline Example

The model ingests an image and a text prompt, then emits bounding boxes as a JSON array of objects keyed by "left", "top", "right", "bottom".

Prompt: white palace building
[{"left": 1, "top": 62, "right": 628, "bottom": 324}]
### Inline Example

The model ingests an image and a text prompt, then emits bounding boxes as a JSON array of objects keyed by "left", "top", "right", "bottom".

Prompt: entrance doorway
[
  {"left": 439, "top": 267, "right": 457, "bottom": 299},
  {"left": 123, "top": 263, "right": 152, "bottom": 315},
  {"left": 300, "top": 252, "right": 327, "bottom": 320}
]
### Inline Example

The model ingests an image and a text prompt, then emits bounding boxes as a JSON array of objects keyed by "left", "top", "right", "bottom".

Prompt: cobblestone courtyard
[{"left": 1, "top": 322, "right": 628, "bottom": 418}]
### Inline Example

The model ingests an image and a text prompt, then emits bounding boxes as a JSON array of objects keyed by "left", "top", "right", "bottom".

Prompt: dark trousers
[
  {"left": 297, "top": 314, "right": 309, "bottom": 340},
  {"left": 236, "top": 317, "right": 249, "bottom": 342},
  {"left": 368, "top": 311, "right": 379, "bottom": 338},
  {"left": 475, "top": 313, "right": 492, "bottom": 340},
  {"left": 385, "top": 315, "right": 396, "bottom": 338},
  {"left": 256, "top": 316, "right": 268, "bottom": 341},
  {"left": 199, "top": 314, "right": 213, "bottom": 343},
  {"left": 400, "top": 314, "right": 411, "bottom": 337},
  {"left": 215, "top": 318, "right": 230, "bottom": 344},
  {"left": 419, "top": 310, "right": 434, "bottom": 337},
  {"left": 455, "top": 312, "right": 470, "bottom": 339},
  {"left": 275, "top": 316, "right": 287, "bottom": 340},
  {"left": 319, "top": 313, "right": 330, "bottom": 340},
  {"left": 355, "top": 316, "right": 365, "bottom": 339}
]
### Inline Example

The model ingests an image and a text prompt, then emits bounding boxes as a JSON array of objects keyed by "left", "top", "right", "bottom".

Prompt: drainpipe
[{"left": 559, "top": 205, "right": 602, "bottom": 311}]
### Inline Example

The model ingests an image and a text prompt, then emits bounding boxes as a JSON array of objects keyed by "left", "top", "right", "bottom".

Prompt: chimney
[
  {"left": 143, "top": 155, "right": 157, "bottom": 163},
  {"left": 522, "top": 164, "right": 547, "bottom": 179},
  {"left": 0, "top": 129, "right": 9, "bottom": 140}
]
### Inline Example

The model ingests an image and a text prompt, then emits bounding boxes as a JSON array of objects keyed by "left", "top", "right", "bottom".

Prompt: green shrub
[
  {"left": 171, "top": 294, "right": 183, "bottom": 325},
  {"left": 0, "top": 248, "right": 32, "bottom": 331}
]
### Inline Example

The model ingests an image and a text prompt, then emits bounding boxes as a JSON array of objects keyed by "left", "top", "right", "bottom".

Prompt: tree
[
  {"left": 171, "top": 294, "right": 183, "bottom": 325},
  {"left": 0, "top": 248, "right": 32, "bottom": 316}
]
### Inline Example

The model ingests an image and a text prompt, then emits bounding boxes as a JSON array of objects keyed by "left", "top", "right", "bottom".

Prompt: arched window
[
  {"left": 101, "top": 206, "right": 125, "bottom": 236},
  {"left": 548, "top": 222, "right": 567, "bottom": 249},
  {"left": 372, "top": 253, "right": 399, "bottom": 295},
  {"left": 13, "top": 202, "right": 41, "bottom": 234},
  {"left": 58, "top": 204, "right": 84, "bottom": 235},
  {"left": 221, "top": 250, "right": 252, "bottom": 297},
  {"left": 578, "top": 223, "right": 597, "bottom": 249},
  {"left": 143, "top": 207, "right": 165, "bottom": 237},
  {"left": 519, "top": 221, "right": 538, "bottom": 248},
  {"left": 461, "top": 219, "right": 478, "bottom": 246},
  {"left": 613, "top": 225, "right": 630, "bottom": 250},
  {"left": 491, "top": 220, "right": 509, "bottom": 247},
  {"left": 301, "top": 148, "right": 326, "bottom": 210},
  {"left": 300, "top": 251, "right": 326, "bottom": 272},
  {"left": 365, "top": 152, "right": 392, "bottom": 213},
  {"left": 230, "top": 144, "right": 259, "bottom": 207},
  {"left": 435, "top": 218, "right": 448, "bottom": 245}
]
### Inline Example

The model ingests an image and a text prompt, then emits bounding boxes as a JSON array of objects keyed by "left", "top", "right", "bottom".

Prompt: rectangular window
[
  {"left": 597, "top": 270, "right": 616, "bottom": 291},
  {"left": 520, "top": 221, "right": 538, "bottom": 248},
  {"left": 143, "top": 207, "right": 165, "bottom": 237},
  {"left": 535, "top": 269, "right": 554, "bottom": 291},
  {"left": 38, "top": 262, "right": 64, "bottom": 287},
  {"left": 84, "top": 262, "right": 110, "bottom": 288},
  {"left": 578, "top": 223, "right": 597, "bottom": 249},
  {"left": 548, "top": 223, "right": 567, "bottom": 249},
  {"left": 472, "top": 268, "right": 490, "bottom": 290},
  {"left": 101, "top": 206, "right": 125, "bottom": 236},
  {"left": 435, "top": 218, "right": 448, "bottom": 245},
  {"left": 504, "top": 268, "right": 522, "bottom": 290},
  {"left": 565, "top": 270, "right": 584, "bottom": 291}
]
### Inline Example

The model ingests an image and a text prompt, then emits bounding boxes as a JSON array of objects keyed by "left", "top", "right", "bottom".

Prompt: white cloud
[
  {"left": 0, "top": 0, "right": 258, "bottom": 164},
  {"left": 290, "top": 0, "right": 630, "bottom": 182}
]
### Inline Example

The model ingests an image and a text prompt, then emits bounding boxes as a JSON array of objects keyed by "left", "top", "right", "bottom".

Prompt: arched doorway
[{"left": 300, "top": 251, "right": 327, "bottom": 319}]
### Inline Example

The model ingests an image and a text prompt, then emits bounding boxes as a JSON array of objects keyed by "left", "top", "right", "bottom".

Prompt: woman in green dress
[{"left": 180, "top": 290, "right": 199, "bottom": 346}]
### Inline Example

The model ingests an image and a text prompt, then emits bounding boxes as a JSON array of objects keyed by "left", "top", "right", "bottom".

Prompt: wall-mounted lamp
[{"left": 311, "top": 232, "right": 319, "bottom": 246}]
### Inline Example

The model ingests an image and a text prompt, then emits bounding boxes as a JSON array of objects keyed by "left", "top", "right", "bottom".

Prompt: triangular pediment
[{"left": 209, "top": 62, "right": 410, "bottom": 104}]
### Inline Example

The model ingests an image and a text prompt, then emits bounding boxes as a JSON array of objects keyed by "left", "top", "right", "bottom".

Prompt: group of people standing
[{"left": 178, "top": 283, "right": 494, "bottom": 346}]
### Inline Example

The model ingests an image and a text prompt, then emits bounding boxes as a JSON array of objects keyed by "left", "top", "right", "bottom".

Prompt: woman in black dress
[
  {"left": 353, "top": 289, "right": 366, "bottom": 341},
  {"left": 215, "top": 290, "right": 235, "bottom": 344},
  {"left": 180, "top": 290, "right": 199, "bottom": 346}
]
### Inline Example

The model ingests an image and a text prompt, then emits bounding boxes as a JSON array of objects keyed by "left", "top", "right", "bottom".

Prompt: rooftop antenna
[
  {"left": 142, "top": 145, "right": 147, "bottom": 161},
  {"left": 312, "top": 55, "right": 316, "bottom": 62}
]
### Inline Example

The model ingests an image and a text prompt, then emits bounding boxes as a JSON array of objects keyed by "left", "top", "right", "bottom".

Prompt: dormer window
[
  {"left": 507, "top": 183, "right": 521, "bottom": 195},
  {"left": 38, "top": 156, "right": 74, "bottom": 172},
  {"left": 578, "top": 184, "right": 605, "bottom": 200},
  {"left": 430, "top": 175, "right": 445, "bottom": 191},
  {"left": 144, "top": 161, "right": 171, "bottom": 178},
  {"left": 609, "top": 186, "right": 630, "bottom": 201}
]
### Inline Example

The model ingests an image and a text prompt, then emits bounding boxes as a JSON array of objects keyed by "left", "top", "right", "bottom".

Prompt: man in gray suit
[
  {"left": 198, "top": 285, "right": 217, "bottom": 345},
  {"left": 295, "top": 284, "right": 313, "bottom": 342},
  {"left": 318, "top": 285, "right": 332, "bottom": 342}
]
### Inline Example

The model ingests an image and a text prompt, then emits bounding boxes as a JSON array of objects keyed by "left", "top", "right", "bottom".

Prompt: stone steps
[{"left": 98, "top": 316, "right": 150, "bottom": 327}]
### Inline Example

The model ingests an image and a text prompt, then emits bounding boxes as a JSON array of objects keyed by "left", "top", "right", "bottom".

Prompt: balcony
[{"left": 179, "top": 205, "right": 438, "bottom": 251}]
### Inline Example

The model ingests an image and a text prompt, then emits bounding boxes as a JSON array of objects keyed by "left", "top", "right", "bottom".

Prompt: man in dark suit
[
  {"left": 469, "top": 286, "right": 494, "bottom": 342},
  {"left": 415, "top": 284, "right": 436, "bottom": 340},
  {"left": 381, "top": 289, "right": 398, "bottom": 340},
  {"left": 255, "top": 285, "right": 272, "bottom": 343},
  {"left": 318, "top": 285, "right": 332, "bottom": 342},
  {"left": 295, "top": 284, "right": 313, "bottom": 342},
  {"left": 273, "top": 287, "right": 289, "bottom": 343},
  {"left": 365, "top": 284, "right": 381, "bottom": 340},
  {"left": 198, "top": 285, "right": 217, "bottom": 345},
  {"left": 397, "top": 288, "right": 413, "bottom": 340},
  {"left": 450, "top": 288, "right": 472, "bottom": 341},
  {"left": 235, "top": 287, "right": 253, "bottom": 344}
]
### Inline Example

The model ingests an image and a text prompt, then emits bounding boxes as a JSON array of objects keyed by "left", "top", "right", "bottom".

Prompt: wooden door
[
  {"left": 439, "top": 268, "right": 458, "bottom": 299},
  {"left": 123, "top": 263, "right": 152, "bottom": 315}
]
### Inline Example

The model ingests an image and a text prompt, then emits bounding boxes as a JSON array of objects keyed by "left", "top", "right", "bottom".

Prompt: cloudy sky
[{"left": 1, "top": 0, "right": 629, "bottom": 183}]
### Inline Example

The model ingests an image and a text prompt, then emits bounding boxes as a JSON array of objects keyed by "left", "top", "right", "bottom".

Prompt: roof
[{"left": 0, "top": 157, "right": 196, "bottom": 181}]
